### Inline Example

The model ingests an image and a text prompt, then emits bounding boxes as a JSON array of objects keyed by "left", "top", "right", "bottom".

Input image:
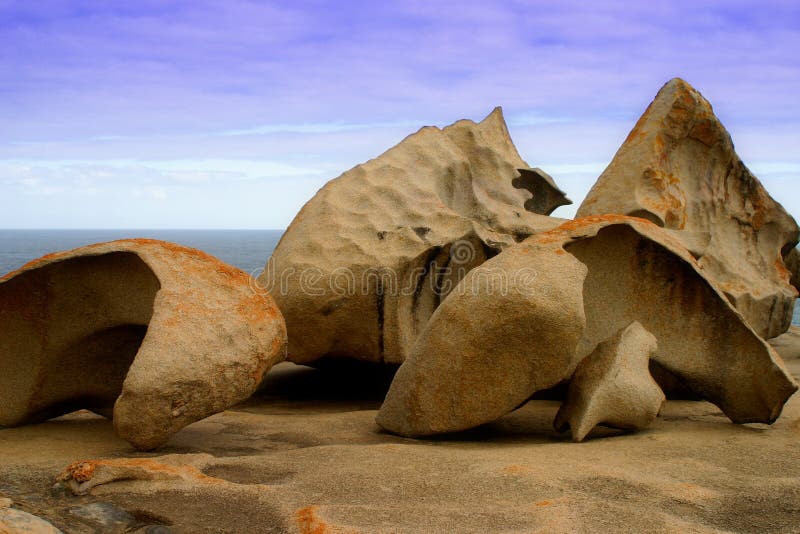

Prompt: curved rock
[
  {"left": 554, "top": 322, "right": 664, "bottom": 442},
  {"left": 260, "top": 108, "right": 569, "bottom": 365},
  {"left": 377, "top": 215, "right": 797, "bottom": 437},
  {"left": 376, "top": 235, "right": 587, "bottom": 435},
  {"left": 577, "top": 78, "right": 799, "bottom": 339},
  {"left": 0, "top": 239, "right": 287, "bottom": 450}
]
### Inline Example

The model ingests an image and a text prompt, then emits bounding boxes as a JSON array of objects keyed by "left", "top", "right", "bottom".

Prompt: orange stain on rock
[
  {"left": 775, "top": 256, "right": 794, "bottom": 287},
  {"left": 295, "top": 506, "right": 329, "bottom": 534},
  {"left": 60, "top": 458, "right": 222, "bottom": 485}
]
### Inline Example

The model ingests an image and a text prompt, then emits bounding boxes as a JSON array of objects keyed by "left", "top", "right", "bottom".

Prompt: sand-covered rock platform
[{"left": 1, "top": 352, "right": 799, "bottom": 533}]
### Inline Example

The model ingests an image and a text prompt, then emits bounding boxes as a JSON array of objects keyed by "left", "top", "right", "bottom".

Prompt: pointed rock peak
[
  {"left": 577, "top": 79, "right": 800, "bottom": 339},
  {"left": 480, "top": 106, "right": 505, "bottom": 125},
  {"left": 662, "top": 77, "right": 695, "bottom": 93},
  {"left": 476, "top": 106, "right": 511, "bottom": 138},
  {"left": 652, "top": 77, "right": 706, "bottom": 105}
]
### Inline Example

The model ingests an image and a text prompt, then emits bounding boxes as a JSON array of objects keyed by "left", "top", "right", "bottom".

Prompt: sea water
[
  {"left": 0, "top": 229, "right": 283, "bottom": 278},
  {"left": 0, "top": 229, "right": 798, "bottom": 326}
]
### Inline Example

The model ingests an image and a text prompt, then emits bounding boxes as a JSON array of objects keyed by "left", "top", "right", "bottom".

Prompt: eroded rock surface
[
  {"left": 0, "top": 239, "right": 287, "bottom": 450},
  {"left": 554, "top": 322, "right": 664, "bottom": 441},
  {"left": 786, "top": 247, "right": 800, "bottom": 293},
  {"left": 260, "top": 108, "right": 569, "bottom": 365},
  {"left": 378, "top": 215, "right": 797, "bottom": 437},
  {"left": 577, "top": 78, "right": 799, "bottom": 339}
]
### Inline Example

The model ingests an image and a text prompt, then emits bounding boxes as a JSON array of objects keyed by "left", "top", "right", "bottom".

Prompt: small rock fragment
[{"left": 554, "top": 322, "right": 665, "bottom": 441}]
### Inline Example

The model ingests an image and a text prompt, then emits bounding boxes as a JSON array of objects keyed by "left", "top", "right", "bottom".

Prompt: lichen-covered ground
[{"left": 1, "top": 353, "right": 799, "bottom": 533}]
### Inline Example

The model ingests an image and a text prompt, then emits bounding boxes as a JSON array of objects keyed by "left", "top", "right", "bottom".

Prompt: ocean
[
  {"left": 0, "top": 229, "right": 283, "bottom": 278},
  {"left": 0, "top": 229, "right": 798, "bottom": 327}
]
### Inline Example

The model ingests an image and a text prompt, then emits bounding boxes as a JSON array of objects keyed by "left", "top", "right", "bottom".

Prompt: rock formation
[
  {"left": 377, "top": 215, "right": 797, "bottom": 437},
  {"left": 554, "top": 322, "right": 665, "bottom": 442},
  {"left": 56, "top": 455, "right": 220, "bottom": 496},
  {"left": 0, "top": 239, "right": 287, "bottom": 450},
  {"left": 576, "top": 78, "right": 799, "bottom": 340},
  {"left": 786, "top": 247, "right": 800, "bottom": 293},
  {"left": 260, "top": 108, "right": 570, "bottom": 365}
]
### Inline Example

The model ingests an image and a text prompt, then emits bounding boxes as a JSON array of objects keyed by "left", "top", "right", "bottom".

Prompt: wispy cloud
[
  {"left": 216, "top": 120, "right": 429, "bottom": 136},
  {"left": 1, "top": 1, "right": 799, "bottom": 227}
]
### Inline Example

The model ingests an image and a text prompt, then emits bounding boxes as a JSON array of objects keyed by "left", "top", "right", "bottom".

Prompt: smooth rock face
[
  {"left": 376, "top": 235, "right": 587, "bottom": 436},
  {"left": 378, "top": 216, "right": 797, "bottom": 436},
  {"left": 554, "top": 322, "right": 665, "bottom": 442},
  {"left": 0, "top": 503, "right": 62, "bottom": 534},
  {"left": 260, "top": 108, "right": 569, "bottom": 365},
  {"left": 577, "top": 78, "right": 799, "bottom": 340},
  {"left": 0, "top": 239, "right": 287, "bottom": 450}
]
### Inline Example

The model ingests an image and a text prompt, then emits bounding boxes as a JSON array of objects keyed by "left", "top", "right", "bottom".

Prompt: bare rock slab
[
  {"left": 577, "top": 78, "right": 799, "bottom": 339},
  {"left": 554, "top": 322, "right": 665, "bottom": 441},
  {"left": 0, "top": 239, "right": 287, "bottom": 450},
  {"left": 260, "top": 108, "right": 569, "bottom": 366}
]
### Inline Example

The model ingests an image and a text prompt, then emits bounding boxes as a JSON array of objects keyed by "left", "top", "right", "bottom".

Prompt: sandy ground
[{"left": 1, "top": 336, "right": 800, "bottom": 533}]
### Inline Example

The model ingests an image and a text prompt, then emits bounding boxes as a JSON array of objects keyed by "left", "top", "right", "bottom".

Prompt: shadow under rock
[
  {"left": 237, "top": 361, "right": 633, "bottom": 445},
  {"left": 240, "top": 360, "right": 399, "bottom": 412}
]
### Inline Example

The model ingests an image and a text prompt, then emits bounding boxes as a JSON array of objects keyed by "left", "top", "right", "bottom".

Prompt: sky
[{"left": 1, "top": 0, "right": 799, "bottom": 229}]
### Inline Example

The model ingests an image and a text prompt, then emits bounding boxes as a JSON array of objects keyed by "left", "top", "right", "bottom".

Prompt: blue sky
[{"left": 1, "top": 0, "right": 798, "bottom": 228}]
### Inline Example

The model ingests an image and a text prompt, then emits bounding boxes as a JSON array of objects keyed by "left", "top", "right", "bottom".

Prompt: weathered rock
[
  {"left": 0, "top": 239, "right": 287, "bottom": 450},
  {"left": 770, "top": 326, "right": 800, "bottom": 361},
  {"left": 786, "top": 247, "right": 800, "bottom": 292},
  {"left": 576, "top": 78, "right": 799, "bottom": 339},
  {"left": 0, "top": 501, "right": 62, "bottom": 534},
  {"left": 56, "top": 455, "right": 219, "bottom": 496},
  {"left": 259, "top": 108, "right": 569, "bottom": 365},
  {"left": 554, "top": 322, "right": 665, "bottom": 441},
  {"left": 377, "top": 215, "right": 797, "bottom": 436},
  {"left": 376, "top": 228, "right": 585, "bottom": 435}
]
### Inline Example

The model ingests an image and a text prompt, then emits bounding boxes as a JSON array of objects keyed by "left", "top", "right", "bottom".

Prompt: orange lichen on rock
[
  {"left": 535, "top": 215, "right": 673, "bottom": 249},
  {"left": 295, "top": 506, "right": 329, "bottom": 534},
  {"left": 56, "top": 456, "right": 227, "bottom": 495},
  {"left": 63, "top": 461, "right": 96, "bottom": 483},
  {"left": 775, "top": 256, "right": 797, "bottom": 291}
]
